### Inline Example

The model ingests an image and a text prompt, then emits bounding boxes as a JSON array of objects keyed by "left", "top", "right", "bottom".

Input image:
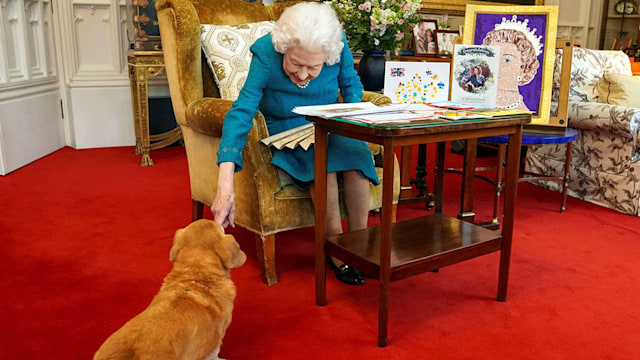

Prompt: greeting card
[
  {"left": 450, "top": 44, "right": 501, "bottom": 107},
  {"left": 383, "top": 61, "right": 450, "bottom": 104}
]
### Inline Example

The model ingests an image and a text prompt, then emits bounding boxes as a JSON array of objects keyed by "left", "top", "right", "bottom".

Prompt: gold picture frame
[
  {"left": 463, "top": 5, "right": 559, "bottom": 126},
  {"left": 419, "top": 0, "right": 544, "bottom": 16}
]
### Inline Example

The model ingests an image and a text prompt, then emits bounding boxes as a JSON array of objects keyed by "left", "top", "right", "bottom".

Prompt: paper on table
[{"left": 292, "top": 102, "right": 409, "bottom": 118}]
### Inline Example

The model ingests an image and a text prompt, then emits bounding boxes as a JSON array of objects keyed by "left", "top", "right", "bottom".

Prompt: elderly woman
[
  {"left": 212, "top": 2, "right": 376, "bottom": 286},
  {"left": 483, "top": 28, "right": 539, "bottom": 111}
]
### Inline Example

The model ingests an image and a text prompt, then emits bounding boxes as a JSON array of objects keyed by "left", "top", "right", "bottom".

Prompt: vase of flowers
[{"left": 329, "top": 0, "right": 422, "bottom": 91}]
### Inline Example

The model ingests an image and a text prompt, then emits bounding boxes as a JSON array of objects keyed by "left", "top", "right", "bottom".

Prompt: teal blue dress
[{"left": 216, "top": 34, "right": 379, "bottom": 189}]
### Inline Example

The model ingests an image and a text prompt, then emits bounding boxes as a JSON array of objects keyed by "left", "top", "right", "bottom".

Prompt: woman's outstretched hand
[
  {"left": 212, "top": 191, "right": 236, "bottom": 228},
  {"left": 212, "top": 162, "right": 236, "bottom": 228}
]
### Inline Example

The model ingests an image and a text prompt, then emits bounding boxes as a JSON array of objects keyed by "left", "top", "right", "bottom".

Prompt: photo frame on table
[
  {"left": 436, "top": 30, "right": 460, "bottom": 57},
  {"left": 413, "top": 19, "right": 438, "bottom": 56},
  {"left": 463, "top": 5, "right": 558, "bottom": 126},
  {"left": 612, "top": 38, "right": 632, "bottom": 51}
]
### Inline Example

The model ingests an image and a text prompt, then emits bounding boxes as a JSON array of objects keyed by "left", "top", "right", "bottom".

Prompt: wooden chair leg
[
  {"left": 255, "top": 233, "right": 278, "bottom": 286},
  {"left": 192, "top": 200, "right": 204, "bottom": 221}
]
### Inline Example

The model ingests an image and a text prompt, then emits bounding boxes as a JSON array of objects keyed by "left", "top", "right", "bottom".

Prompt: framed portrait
[
  {"left": 463, "top": 5, "right": 558, "bottom": 126},
  {"left": 612, "top": 38, "right": 632, "bottom": 51},
  {"left": 436, "top": 30, "right": 460, "bottom": 57},
  {"left": 413, "top": 19, "right": 438, "bottom": 56},
  {"left": 126, "top": 0, "right": 162, "bottom": 51}
]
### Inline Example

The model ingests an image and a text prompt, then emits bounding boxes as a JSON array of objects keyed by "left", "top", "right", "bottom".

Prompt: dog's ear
[
  {"left": 214, "top": 234, "right": 247, "bottom": 269},
  {"left": 169, "top": 228, "right": 186, "bottom": 262}
]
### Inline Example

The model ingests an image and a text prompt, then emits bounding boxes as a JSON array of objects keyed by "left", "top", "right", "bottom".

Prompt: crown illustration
[{"left": 493, "top": 15, "right": 543, "bottom": 57}]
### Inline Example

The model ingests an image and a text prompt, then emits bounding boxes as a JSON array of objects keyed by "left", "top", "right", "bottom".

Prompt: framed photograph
[
  {"left": 463, "top": 5, "right": 558, "bottom": 126},
  {"left": 413, "top": 19, "right": 438, "bottom": 56},
  {"left": 436, "top": 30, "right": 460, "bottom": 57},
  {"left": 612, "top": 38, "right": 632, "bottom": 51}
]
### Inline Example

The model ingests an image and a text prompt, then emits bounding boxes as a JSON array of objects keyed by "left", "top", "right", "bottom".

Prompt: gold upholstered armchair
[{"left": 156, "top": 0, "right": 400, "bottom": 285}]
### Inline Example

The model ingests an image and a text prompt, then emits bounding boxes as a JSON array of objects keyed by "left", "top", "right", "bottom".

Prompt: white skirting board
[{"left": 0, "top": 90, "right": 65, "bottom": 176}]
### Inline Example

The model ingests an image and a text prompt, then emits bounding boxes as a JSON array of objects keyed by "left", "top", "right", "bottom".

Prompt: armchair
[
  {"left": 156, "top": 0, "right": 400, "bottom": 285},
  {"left": 526, "top": 47, "right": 640, "bottom": 216}
]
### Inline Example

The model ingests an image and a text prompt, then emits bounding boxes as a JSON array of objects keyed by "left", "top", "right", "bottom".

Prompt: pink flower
[
  {"left": 398, "top": 19, "right": 404, "bottom": 25},
  {"left": 364, "top": 2, "right": 371, "bottom": 12},
  {"left": 403, "top": 3, "right": 411, "bottom": 10},
  {"left": 396, "top": 33, "right": 404, "bottom": 41}
]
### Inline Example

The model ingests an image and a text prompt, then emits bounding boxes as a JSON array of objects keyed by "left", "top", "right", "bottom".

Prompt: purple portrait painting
[{"left": 472, "top": 13, "right": 548, "bottom": 115}]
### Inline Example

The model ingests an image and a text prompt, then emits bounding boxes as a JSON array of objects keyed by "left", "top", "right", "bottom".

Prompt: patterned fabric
[
  {"left": 527, "top": 46, "right": 640, "bottom": 216},
  {"left": 200, "top": 21, "right": 275, "bottom": 100}
]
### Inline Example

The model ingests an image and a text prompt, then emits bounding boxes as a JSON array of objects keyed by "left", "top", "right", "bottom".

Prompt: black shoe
[{"left": 327, "top": 256, "right": 365, "bottom": 286}]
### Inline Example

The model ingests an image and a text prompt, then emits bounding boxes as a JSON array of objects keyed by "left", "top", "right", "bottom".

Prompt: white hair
[{"left": 271, "top": 2, "right": 344, "bottom": 66}]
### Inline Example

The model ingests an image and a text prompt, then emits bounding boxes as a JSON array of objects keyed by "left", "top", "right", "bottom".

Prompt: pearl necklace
[
  {"left": 496, "top": 95, "right": 523, "bottom": 110},
  {"left": 295, "top": 79, "right": 310, "bottom": 89}
]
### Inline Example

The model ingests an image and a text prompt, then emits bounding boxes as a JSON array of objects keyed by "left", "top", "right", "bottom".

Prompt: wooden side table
[
  {"left": 127, "top": 50, "right": 182, "bottom": 166},
  {"left": 311, "top": 114, "right": 530, "bottom": 347}
]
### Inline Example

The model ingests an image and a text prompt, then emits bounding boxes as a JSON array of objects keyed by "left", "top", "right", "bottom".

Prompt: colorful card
[
  {"left": 450, "top": 45, "right": 501, "bottom": 108},
  {"left": 383, "top": 61, "right": 450, "bottom": 104}
]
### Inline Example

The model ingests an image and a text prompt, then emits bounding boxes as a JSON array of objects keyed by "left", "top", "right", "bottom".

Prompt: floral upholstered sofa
[{"left": 526, "top": 47, "right": 640, "bottom": 216}]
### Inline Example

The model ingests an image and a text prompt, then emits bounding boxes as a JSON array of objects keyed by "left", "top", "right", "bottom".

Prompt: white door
[{"left": 0, "top": 0, "right": 64, "bottom": 175}]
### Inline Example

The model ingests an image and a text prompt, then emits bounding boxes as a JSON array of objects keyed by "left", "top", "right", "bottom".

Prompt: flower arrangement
[{"left": 329, "top": 0, "right": 423, "bottom": 51}]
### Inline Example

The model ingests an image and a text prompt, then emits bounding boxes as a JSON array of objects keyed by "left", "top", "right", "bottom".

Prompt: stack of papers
[
  {"left": 262, "top": 102, "right": 532, "bottom": 151},
  {"left": 293, "top": 102, "right": 444, "bottom": 124}
]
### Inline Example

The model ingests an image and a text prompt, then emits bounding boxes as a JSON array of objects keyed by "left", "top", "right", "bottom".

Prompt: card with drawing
[{"left": 383, "top": 61, "right": 450, "bottom": 104}]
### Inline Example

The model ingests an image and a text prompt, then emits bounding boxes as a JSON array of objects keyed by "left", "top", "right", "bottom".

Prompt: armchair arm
[
  {"left": 185, "top": 97, "right": 270, "bottom": 140},
  {"left": 362, "top": 91, "right": 392, "bottom": 106},
  {"left": 568, "top": 101, "right": 640, "bottom": 140}
]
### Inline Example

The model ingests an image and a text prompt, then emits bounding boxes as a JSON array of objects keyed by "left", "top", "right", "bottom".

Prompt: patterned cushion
[
  {"left": 200, "top": 21, "right": 275, "bottom": 100},
  {"left": 597, "top": 72, "right": 640, "bottom": 108},
  {"left": 552, "top": 47, "right": 632, "bottom": 103}
]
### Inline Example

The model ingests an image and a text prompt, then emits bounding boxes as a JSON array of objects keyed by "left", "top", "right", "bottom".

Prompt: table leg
[
  {"left": 399, "top": 146, "right": 413, "bottom": 199},
  {"left": 128, "top": 64, "right": 142, "bottom": 156},
  {"left": 410, "top": 144, "right": 428, "bottom": 199},
  {"left": 561, "top": 142, "right": 572, "bottom": 213},
  {"left": 434, "top": 142, "right": 446, "bottom": 214},
  {"left": 132, "top": 65, "right": 154, "bottom": 166},
  {"left": 378, "top": 138, "right": 396, "bottom": 347},
  {"left": 459, "top": 138, "right": 478, "bottom": 222},
  {"left": 497, "top": 127, "right": 522, "bottom": 302},
  {"left": 492, "top": 143, "right": 507, "bottom": 225},
  {"left": 314, "top": 126, "right": 328, "bottom": 307}
]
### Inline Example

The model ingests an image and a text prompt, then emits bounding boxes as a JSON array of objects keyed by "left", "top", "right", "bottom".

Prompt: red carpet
[{"left": 1, "top": 145, "right": 639, "bottom": 359}]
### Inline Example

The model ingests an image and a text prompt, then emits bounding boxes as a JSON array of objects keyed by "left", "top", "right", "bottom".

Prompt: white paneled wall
[
  {"left": 547, "top": 0, "right": 602, "bottom": 49},
  {"left": 54, "top": 0, "right": 134, "bottom": 150},
  {"left": 0, "top": 0, "right": 63, "bottom": 175}
]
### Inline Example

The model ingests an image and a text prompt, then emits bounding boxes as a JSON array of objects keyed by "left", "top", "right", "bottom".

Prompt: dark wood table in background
[{"left": 310, "top": 113, "right": 530, "bottom": 347}]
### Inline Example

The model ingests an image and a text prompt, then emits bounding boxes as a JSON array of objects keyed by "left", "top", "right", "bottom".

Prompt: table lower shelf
[{"left": 326, "top": 214, "right": 502, "bottom": 282}]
